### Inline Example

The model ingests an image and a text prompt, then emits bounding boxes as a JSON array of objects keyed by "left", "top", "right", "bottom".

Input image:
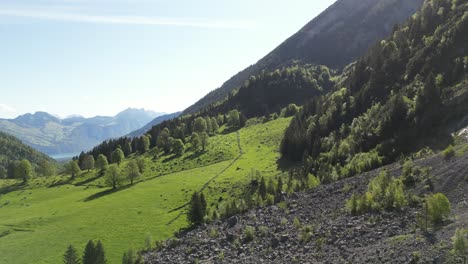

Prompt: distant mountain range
[
  {"left": 183, "top": 0, "right": 424, "bottom": 114},
  {"left": 127, "top": 112, "right": 181, "bottom": 137},
  {"left": 0, "top": 108, "right": 163, "bottom": 156}
]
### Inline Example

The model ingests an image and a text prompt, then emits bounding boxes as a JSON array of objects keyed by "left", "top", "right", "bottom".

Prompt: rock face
[{"left": 144, "top": 151, "right": 468, "bottom": 263}]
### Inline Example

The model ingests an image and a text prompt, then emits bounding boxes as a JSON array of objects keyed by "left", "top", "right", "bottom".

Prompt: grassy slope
[{"left": 0, "top": 117, "right": 291, "bottom": 264}]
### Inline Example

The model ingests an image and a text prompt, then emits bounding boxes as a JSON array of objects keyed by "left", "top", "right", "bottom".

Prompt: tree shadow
[
  {"left": 183, "top": 151, "right": 205, "bottom": 160},
  {"left": 221, "top": 126, "right": 239, "bottom": 135},
  {"left": 276, "top": 156, "right": 297, "bottom": 172},
  {"left": 162, "top": 154, "right": 179, "bottom": 163},
  {"left": 48, "top": 177, "right": 73, "bottom": 188},
  {"left": 82, "top": 184, "right": 134, "bottom": 202},
  {"left": 74, "top": 174, "right": 102, "bottom": 186},
  {"left": 0, "top": 182, "right": 26, "bottom": 195}
]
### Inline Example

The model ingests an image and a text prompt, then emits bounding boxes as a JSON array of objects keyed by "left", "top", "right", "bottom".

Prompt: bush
[
  {"left": 346, "top": 170, "right": 407, "bottom": 215},
  {"left": 452, "top": 228, "right": 467, "bottom": 257},
  {"left": 299, "top": 225, "right": 313, "bottom": 243},
  {"left": 244, "top": 226, "right": 255, "bottom": 242},
  {"left": 293, "top": 217, "right": 301, "bottom": 228},
  {"left": 442, "top": 145, "right": 455, "bottom": 159},
  {"left": 427, "top": 193, "right": 451, "bottom": 224}
]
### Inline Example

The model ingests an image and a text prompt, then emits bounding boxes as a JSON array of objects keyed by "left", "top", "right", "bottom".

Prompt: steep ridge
[{"left": 183, "top": 0, "right": 424, "bottom": 114}]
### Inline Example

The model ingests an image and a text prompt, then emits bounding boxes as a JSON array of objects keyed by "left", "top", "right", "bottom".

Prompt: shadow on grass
[
  {"left": 221, "top": 126, "right": 240, "bottom": 135},
  {"left": 74, "top": 174, "right": 102, "bottom": 186},
  {"left": 48, "top": 177, "right": 73, "bottom": 188},
  {"left": 183, "top": 150, "right": 205, "bottom": 160},
  {"left": 0, "top": 182, "right": 26, "bottom": 195},
  {"left": 162, "top": 154, "right": 180, "bottom": 163},
  {"left": 82, "top": 184, "right": 134, "bottom": 202}
]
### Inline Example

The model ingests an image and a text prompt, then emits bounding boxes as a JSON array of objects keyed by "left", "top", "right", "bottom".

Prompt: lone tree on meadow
[
  {"left": 82, "top": 155, "right": 95, "bottom": 172},
  {"left": 15, "top": 159, "right": 33, "bottom": 183},
  {"left": 67, "top": 160, "right": 81, "bottom": 180},
  {"left": 111, "top": 147, "right": 125, "bottom": 165},
  {"left": 63, "top": 245, "right": 80, "bottom": 264},
  {"left": 105, "top": 164, "right": 122, "bottom": 190},
  {"left": 126, "top": 160, "right": 140, "bottom": 185},
  {"left": 188, "top": 191, "right": 207, "bottom": 225},
  {"left": 95, "top": 154, "right": 108, "bottom": 175}
]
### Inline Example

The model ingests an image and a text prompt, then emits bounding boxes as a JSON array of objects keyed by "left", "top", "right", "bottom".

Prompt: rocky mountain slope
[
  {"left": 145, "top": 144, "right": 468, "bottom": 263},
  {"left": 183, "top": 0, "right": 424, "bottom": 114},
  {"left": 0, "top": 108, "right": 161, "bottom": 156}
]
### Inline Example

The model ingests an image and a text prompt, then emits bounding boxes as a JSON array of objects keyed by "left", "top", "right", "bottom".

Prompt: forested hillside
[
  {"left": 0, "top": 131, "right": 55, "bottom": 179},
  {"left": 281, "top": 0, "right": 468, "bottom": 181},
  {"left": 200, "top": 65, "right": 336, "bottom": 118},
  {"left": 183, "top": 0, "right": 424, "bottom": 114}
]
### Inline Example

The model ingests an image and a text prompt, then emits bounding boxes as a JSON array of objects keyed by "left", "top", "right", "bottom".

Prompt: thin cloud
[
  {"left": 0, "top": 103, "right": 18, "bottom": 119},
  {"left": 0, "top": 8, "right": 255, "bottom": 29}
]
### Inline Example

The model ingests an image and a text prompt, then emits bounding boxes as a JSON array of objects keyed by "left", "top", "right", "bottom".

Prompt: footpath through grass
[{"left": 0, "top": 117, "right": 291, "bottom": 264}]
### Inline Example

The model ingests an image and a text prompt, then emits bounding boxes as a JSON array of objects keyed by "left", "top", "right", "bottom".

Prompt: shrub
[
  {"left": 145, "top": 233, "right": 153, "bottom": 249},
  {"left": 442, "top": 145, "right": 455, "bottom": 159},
  {"left": 426, "top": 193, "right": 451, "bottom": 224},
  {"left": 299, "top": 225, "right": 313, "bottom": 243},
  {"left": 346, "top": 170, "right": 407, "bottom": 215},
  {"left": 308, "top": 174, "right": 320, "bottom": 189},
  {"left": 346, "top": 193, "right": 359, "bottom": 215},
  {"left": 208, "top": 228, "right": 218, "bottom": 238},
  {"left": 293, "top": 217, "right": 301, "bottom": 228},
  {"left": 244, "top": 226, "right": 255, "bottom": 242},
  {"left": 452, "top": 228, "right": 467, "bottom": 258}
]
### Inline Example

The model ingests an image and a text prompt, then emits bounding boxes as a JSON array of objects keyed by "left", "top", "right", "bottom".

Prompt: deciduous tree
[
  {"left": 106, "top": 164, "right": 122, "bottom": 189},
  {"left": 15, "top": 159, "right": 33, "bottom": 183},
  {"left": 111, "top": 148, "right": 125, "bottom": 165},
  {"left": 126, "top": 160, "right": 140, "bottom": 185}
]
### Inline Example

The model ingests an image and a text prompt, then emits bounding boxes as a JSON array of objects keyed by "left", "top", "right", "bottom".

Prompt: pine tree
[
  {"left": 95, "top": 240, "right": 107, "bottom": 264},
  {"left": 63, "top": 245, "right": 80, "bottom": 264},
  {"left": 82, "top": 240, "right": 96, "bottom": 264},
  {"left": 187, "top": 192, "right": 207, "bottom": 225}
]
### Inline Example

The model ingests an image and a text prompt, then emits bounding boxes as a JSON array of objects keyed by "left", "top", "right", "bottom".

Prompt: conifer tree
[
  {"left": 95, "top": 240, "right": 107, "bottom": 264},
  {"left": 82, "top": 240, "right": 96, "bottom": 264},
  {"left": 63, "top": 245, "right": 80, "bottom": 264}
]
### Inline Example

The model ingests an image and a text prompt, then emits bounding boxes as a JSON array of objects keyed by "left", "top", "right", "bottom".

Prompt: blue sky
[{"left": 0, "top": 0, "right": 336, "bottom": 118}]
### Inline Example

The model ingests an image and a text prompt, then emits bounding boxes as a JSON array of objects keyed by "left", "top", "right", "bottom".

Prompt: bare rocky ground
[{"left": 144, "top": 150, "right": 468, "bottom": 264}]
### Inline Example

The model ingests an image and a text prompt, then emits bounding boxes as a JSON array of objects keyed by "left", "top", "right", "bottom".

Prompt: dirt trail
[{"left": 166, "top": 131, "right": 243, "bottom": 225}]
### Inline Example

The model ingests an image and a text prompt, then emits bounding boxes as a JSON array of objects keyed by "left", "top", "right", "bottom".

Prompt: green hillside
[{"left": 0, "top": 117, "right": 291, "bottom": 264}]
